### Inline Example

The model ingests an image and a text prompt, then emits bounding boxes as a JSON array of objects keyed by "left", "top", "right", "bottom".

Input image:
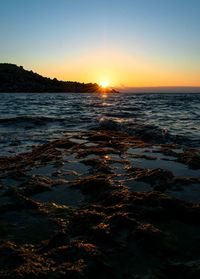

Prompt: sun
[{"left": 100, "top": 81, "right": 109, "bottom": 88}]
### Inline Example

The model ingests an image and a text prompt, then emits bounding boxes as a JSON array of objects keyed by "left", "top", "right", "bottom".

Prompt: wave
[
  {"left": 0, "top": 116, "right": 66, "bottom": 126},
  {"left": 96, "top": 117, "right": 194, "bottom": 146},
  {"left": 0, "top": 93, "right": 200, "bottom": 153}
]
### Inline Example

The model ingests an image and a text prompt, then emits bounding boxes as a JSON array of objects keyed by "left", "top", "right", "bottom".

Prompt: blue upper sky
[{"left": 0, "top": 0, "right": 200, "bottom": 86}]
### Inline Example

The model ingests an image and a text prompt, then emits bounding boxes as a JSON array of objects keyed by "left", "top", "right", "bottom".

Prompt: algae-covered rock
[{"left": 0, "top": 129, "right": 200, "bottom": 279}]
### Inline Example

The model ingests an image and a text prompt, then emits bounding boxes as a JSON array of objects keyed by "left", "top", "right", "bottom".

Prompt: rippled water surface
[{"left": 0, "top": 93, "right": 200, "bottom": 155}]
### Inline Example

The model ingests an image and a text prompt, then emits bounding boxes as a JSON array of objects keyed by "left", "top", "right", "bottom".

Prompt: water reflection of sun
[{"left": 102, "top": 93, "right": 107, "bottom": 98}]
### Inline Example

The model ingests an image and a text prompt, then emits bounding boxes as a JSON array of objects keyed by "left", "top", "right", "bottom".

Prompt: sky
[{"left": 0, "top": 0, "right": 200, "bottom": 87}]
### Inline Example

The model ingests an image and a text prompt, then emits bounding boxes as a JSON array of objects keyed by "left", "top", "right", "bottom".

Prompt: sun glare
[{"left": 100, "top": 81, "right": 109, "bottom": 88}]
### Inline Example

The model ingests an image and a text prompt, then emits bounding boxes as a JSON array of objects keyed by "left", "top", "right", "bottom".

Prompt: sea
[{"left": 0, "top": 92, "right": 200, "bottom": 156}]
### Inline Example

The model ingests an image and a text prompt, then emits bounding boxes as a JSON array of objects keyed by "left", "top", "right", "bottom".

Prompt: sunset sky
[{"left": 0, "top": 0, "right": 200, "bottom": 87}]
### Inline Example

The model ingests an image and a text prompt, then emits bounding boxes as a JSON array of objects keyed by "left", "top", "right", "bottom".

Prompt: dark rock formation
[{"left": 0, "top": 63, "right": 118, "bottom": 93}]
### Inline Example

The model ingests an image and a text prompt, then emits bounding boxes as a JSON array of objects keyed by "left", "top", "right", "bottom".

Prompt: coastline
[{"left": 0, "top": 64, "right": 119, "bottom": 94}]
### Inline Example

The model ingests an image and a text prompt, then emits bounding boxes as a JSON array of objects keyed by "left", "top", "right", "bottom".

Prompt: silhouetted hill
[{"left": 0, "top": 64, "right": 118, "bottom": 93}]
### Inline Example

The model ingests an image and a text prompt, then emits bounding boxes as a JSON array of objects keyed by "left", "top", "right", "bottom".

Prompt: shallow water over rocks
[{"left": 0, "top": 94, "right": 200, "bottom": 278}]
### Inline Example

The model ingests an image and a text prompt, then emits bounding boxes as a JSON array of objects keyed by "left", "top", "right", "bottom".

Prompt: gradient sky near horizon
[{"left": 0, "top": 0, "right": 200, "bottom": 87}]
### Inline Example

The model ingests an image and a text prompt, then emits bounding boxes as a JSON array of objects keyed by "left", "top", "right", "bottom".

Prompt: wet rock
[
  {"left": 11, "top": 192, "right": 40, "bottom": 210},
  {"left": 133, "top": 168, "right": 174, "bottom": 190},
  {"left": 73, "top": 176, "right": 113, "bottom": 196},
  {"left": 77, "top": 147, "right": 118, "bottom": 158},
  {"left": 108, "top": 212, "right": 138, "bottom": 231},
  {"left": 40, "top": 231, "right": 70, "bottom": 252},
  {"left": 162, "top": 260, "right": 200, "bottom": 279},
  {"left": 19, "top": 176, "right": 53, "bottom": 196},
  {"left": 135, "top": 223, "right": 163, "bottom": 243},
  {"left": 129, "top": 154, "right": 157, "bottom": 160},
  {"left": 54, "top": 138, "right": 77, "bottom": 149},
  {"left": 90, "top": 223, "right": 113, "bottom": 245},
  {"left": 46, "top": 240, "right": 113, "bottom": 279},
  {"left": 88, "top": 130, "right": 127, "bottom": 143},
  {"left": 81, "top": 157, "right": 113, "bottom": 175},
  {"left": 49, "top": 240, "right": 100, "bottom": 263},
  {"left": 100, "top": 189, "right": 129, "bottom": 206},
  {"left": 70, "top": 209, "right": 105, "bottom": 236},
  {"left": 177, "top": 150, "right": 200, "bottom": 169},
  {"left": 0, "top": 242, "right": 23, "bottom": 269}
]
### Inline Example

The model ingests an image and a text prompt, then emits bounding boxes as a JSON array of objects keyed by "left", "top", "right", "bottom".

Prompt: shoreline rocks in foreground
[{"left": 0, "top": 129, "right": 200, "bottom": 279}]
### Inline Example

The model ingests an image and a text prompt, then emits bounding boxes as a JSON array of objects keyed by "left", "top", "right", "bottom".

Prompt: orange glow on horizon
[{"left": 29, "top": 48, "right": 200, "bottom": 88}]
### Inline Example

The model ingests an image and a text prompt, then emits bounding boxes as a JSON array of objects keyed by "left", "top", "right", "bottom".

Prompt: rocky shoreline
[{"left": 0, "top": 129, "right": 200, "bottom": 278}]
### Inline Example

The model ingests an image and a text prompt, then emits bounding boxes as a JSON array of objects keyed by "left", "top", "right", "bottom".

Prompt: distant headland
[{"left": 0, "top": 63, "right": 118, "bottom": 93}]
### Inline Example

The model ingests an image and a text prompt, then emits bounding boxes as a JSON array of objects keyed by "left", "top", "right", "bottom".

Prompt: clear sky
[{"left": 0, "top": 0, "right": 200, "bottom": 87}]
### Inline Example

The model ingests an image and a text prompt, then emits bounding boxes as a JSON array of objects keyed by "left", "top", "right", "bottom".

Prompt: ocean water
[{"left": 0, "top": 92, "right": 200, "bottom": 155}]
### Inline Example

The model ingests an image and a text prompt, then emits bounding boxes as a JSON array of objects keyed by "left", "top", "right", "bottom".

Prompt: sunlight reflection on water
[{"left": 0, "top": 92, "right": 200, "bottom": 155}]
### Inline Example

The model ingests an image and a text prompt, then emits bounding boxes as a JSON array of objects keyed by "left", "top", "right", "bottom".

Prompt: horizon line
[
  {"left": 113, "top": 85, "right": 200, "bottom": 93},
  {"left": 1, "top": 63, "right": 200, "bottom": 91}
]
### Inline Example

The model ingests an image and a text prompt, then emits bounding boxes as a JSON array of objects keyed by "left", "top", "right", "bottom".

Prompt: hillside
[{"left": 0, "top": 64, "right": 117, "bottom": 93}]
